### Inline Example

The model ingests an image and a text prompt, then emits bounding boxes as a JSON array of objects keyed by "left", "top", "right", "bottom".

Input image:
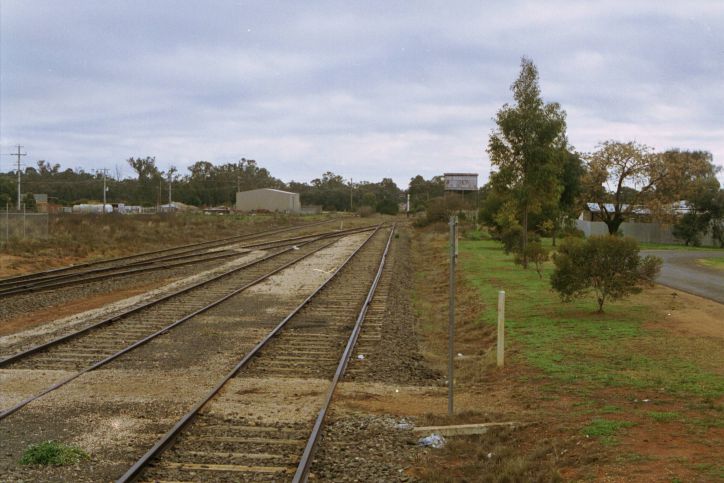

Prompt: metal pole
[
  {"left": 4, "top": 203, "right": 8, "bottom": 242},
  {"left": 448, "top": 215, "right": 457, "bottom": 416},
  {"left": 22, "top": 203, "right": 26, "bottom": 239},
  {"left": 349, "top": 178, "right": 353, "bottom": 212},
  {"left": 103, "top": 169, "right": 107, "bottom": 213},
  {"left": 497, "top": 291, "right": 505, "bottom": 367},
  {"left": 168, "top": 172, "right": 172, "bottom": 207}
]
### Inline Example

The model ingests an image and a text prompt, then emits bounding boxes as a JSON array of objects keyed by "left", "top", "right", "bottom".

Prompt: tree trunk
[
  {"left": 606, "top": 216, "right": 624, "bottom": 235},
  {"left": 522, "top": 203, "right": 529, "bottom": 268}
]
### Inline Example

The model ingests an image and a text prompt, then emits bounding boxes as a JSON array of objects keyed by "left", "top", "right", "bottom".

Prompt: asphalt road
[{"left": 641, "top": 249, "right": 724, "bottom": 304}]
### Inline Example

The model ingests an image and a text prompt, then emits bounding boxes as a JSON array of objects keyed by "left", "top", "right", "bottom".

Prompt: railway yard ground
[{"left": 0, "top": 214, "right": 722, "bottom": 482}]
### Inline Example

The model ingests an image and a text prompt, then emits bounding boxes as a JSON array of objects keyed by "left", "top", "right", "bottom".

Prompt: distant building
[
  {"left": 443, "top": 173, "right": 478, "bottom": 191},
  {"left": 236, "top": 188, "right": 301, "bottom": 213},
  {"left": 33, "top": 194, "right": 49, "bottom": 212},
  {"left": 579, "top": 203, "right": 651, "bottom": 222}
]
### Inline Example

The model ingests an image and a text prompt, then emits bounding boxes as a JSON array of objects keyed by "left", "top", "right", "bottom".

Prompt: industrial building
[{"left": 235, "top": 188, "right": 301, "bottom": 213}]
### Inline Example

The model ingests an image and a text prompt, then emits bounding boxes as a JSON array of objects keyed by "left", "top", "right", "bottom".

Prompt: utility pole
[
  {"left": 12, "top": 146, "right": 27, "bottom": 210},
  {"left": 168, "top": 171, "right": 172, "bottom": 207},
  {"left": 349, "top": 178, "right": 353, "bottom": 212},
  {"left": 98, "top": 168, "right": 110, "bottom": 212}
]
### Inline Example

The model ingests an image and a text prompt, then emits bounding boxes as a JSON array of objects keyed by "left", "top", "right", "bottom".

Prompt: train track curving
[{"left": 116, "top": 225, "right": 396, "bottom": 482}]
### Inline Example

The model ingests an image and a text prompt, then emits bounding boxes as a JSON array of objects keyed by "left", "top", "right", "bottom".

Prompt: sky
[{"left": 1, "top": 0, "right": 723, "bottom": 188}]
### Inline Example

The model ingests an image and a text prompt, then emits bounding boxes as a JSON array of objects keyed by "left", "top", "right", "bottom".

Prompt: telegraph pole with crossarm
[{"left": 12, "top": 146, "right": 27, "bottom": 210}]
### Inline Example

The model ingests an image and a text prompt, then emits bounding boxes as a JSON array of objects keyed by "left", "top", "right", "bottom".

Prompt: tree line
[{"left": 0, "top": 158, "right": 404, "bottom": 214}]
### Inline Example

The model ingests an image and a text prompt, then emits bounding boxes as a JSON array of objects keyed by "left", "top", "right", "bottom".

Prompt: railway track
[
  {"left": 0, "top": 224, "right": 378, "bottom": 358},
  {"left": 116, "top": 225, "right": 395, "bottom": 482},
  {"left": 0, "top": 226, "right": 381, "bottom": 420},
  {"left": 0, "top": 218, "right": 343, "bottom": 298}
]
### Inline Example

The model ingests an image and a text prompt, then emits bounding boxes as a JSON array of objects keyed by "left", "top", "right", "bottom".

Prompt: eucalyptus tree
[
  {"left": 487, "top": 57, "right": 568, "bottom": 267},
  {"left": 584, "top": 142, "right": 716, "bottom": 234}
]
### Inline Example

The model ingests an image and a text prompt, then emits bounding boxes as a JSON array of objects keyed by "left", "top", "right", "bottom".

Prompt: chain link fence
[{"left": 1, "top": 208, "right": 49, "bottom": 244}]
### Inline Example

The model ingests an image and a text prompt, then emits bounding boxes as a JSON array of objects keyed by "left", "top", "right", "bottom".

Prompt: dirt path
[{"left": 642, "top": 249, "right": 724, "bottom": 303}]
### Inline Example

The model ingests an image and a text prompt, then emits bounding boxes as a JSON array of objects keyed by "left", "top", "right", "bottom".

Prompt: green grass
[
  {"left": 581, "top": 418, "right": 635, "bottom": 445},
  {"left": 462, "top": 228, "right": 491, "bottom": 241},
  {"left": 692, "top": 463, "right": 724, "bottom": 480},
  {"left": 458, "top": 239, "right": 724, "bottom": 398},
  {"left": 647, "top": 411, "right": 680, "bottom": 423},
  {"left": 600, "top": 405, "right": 623, "bottom": 414},
  {"left": 638, "top": 242, "right": 722, "bottom": 251},
  {"left": 697, "top": 258, "right": 724, "bottom": 270},
  {"left": 20, "top": 441, "right": 89, "bottom": 466}
]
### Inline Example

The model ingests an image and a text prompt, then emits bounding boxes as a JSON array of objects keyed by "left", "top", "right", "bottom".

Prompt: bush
[
  {"left": 551, "top": 235, "right": 662, "bottom": 312},
  {"left": 358, "top": 205, "right": 375, "bottom": 217},
  {"left": 499, "top": 226, "right": 540, "bottom": 255},
  {"left": 559, "top": 224, "right": 585, "bottom": 239},
  {"left": 672, "top": 213, "right": 709, "bottom": 246},
  {"left": 424, "top": 197, "right": 449, "bottom": 224},
  {"left": 500, "top": 225, "right": 523, "bottom": 254},
  {"left": 375, "top": 198, "right": 399, "bottom": 215},
  {"left": 415, "top": 196, "right": 471, "bottom": 227},
  {"left": 514, "top": 241, "right": 548, "bottom": 278}
]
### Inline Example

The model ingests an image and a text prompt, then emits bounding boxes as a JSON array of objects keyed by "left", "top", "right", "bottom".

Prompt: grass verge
[
  {"left": 697, "top": 257, "right": 724, "bottom": 270},
  {"left": 411, "top": 229, "right": 724, "bottom": 481}
]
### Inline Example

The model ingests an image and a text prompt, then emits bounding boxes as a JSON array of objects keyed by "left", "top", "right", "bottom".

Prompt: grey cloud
[{"left": 1, "top": 0, "right": 723, "bottom": 186}]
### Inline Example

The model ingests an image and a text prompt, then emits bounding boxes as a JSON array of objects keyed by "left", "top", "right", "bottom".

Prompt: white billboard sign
[{"left": 444, "top": 173, "right": 478, "bottom": 191}]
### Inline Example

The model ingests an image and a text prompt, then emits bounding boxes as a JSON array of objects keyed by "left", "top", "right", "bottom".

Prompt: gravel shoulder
[{"left": 642, "top": 249, "right": 724, "bottom": 303}]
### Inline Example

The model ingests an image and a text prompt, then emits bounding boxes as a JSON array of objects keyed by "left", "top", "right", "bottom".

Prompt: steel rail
[
  {"left": 0, "top": 218, "right": 339, "bottom": 285},
  {"left": 0, "top": 250, "right": 245, "bottom": 297},
  {"left": 0, "top": 247, "right": 240, "bottom": 290},
  {"left": 0, "top": 224, "right": 378, "bottom": 298},
  {"left": 0, "top": 225, "right": 378, "bottom": 367},
  {"left": 292, "top": 224, "right": 396, "bottom": 482},
  {"left": 115, "top": 225, "right": 384, "bottom": 483},
  {"left": 0, "top": 232, "right": 360, "bottom": 422}
]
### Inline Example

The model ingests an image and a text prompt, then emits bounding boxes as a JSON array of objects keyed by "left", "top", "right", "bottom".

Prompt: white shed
[{"left": 236, "top": 188, "right": 301, "bottom": 213}]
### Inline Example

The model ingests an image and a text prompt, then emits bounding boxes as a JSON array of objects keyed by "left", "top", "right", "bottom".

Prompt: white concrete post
[{"left": 497, "top": 290, "right": 505, "bottom": 367}]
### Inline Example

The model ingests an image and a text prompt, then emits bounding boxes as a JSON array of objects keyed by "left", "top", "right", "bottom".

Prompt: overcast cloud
[{"left": 1, "top": 0, "right": 723, "bottom": 186}]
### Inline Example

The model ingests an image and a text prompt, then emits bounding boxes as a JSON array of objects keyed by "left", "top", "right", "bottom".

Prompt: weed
[
  {"left": 615, "top": 452, "right": 652, "bottom": 463},
  {"left": 581, "top": 418, "right": 635, "bottom": 445},
  {"left": 20, "top": 441, "right": 89, "bottom": 466},
  {"left": 600, "top": 405, "right": 622, "bottom": 414},
  {"left": 647, "top": 411, "right": 680, "bottom": 423}
]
